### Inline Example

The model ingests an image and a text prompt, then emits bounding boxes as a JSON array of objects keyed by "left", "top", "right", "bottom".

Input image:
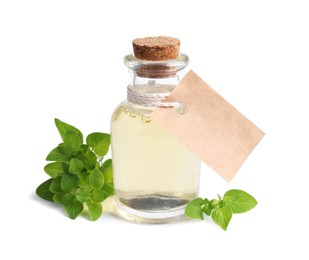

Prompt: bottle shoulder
[
  {"left": 111, "top": 101, "right": 153, "bottom": 124},
  {"left": 113, "top": 101, "right": 154, "bottom": 114}
]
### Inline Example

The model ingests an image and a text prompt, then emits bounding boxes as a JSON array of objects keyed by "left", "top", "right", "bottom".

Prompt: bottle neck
[
  {"left": 127, "top": 70, "right": 181, "bottom": 107},
  {"left": 124, "top": 53, "right": 189, "bottom": 107},
  {"left": 131, "top": 71, "right": 180, "bottom": 87}
]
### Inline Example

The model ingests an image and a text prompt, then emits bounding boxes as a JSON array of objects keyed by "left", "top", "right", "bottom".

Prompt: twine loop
[{"left": 127, "top": 85, "right": 186, "bottom": 114}]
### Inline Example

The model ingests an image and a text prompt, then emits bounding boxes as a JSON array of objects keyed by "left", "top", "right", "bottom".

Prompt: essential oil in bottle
[{"left": 111, "top": 37, "right": 201, "bottom": 223}]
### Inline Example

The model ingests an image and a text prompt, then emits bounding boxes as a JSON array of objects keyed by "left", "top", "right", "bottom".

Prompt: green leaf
[
  {"left": 64, "top": 199, "right": 83, "bottom": 219},
  {"left": 211, "top": 206, "right": 233, "bottom": 231},
  {"left": 62, "top": 162, "right": 69, "bottom": 173},
  {"left": 77, "top": 151, "right": 97, "bottom": 170},
  {"left": 53, "top": 192, "right": 74, "bottom": 205},
  {"left": 36, "top": 179, "right": 54, "bottom": 202},
  {"left": 202, "top": 204, "right": 211, "bottom": 216},
  {"left": 100, "top": 159, "right": 113, "bottom": 183},
  {"left": 69, "top": 158, "right": 84, "bottom": 174},
  {"left": 75, "top": 189, "right": 90, "bottom": 203},
  {"left": 46, "top": 147, "right": 70, "bottom": 162},
  {"left": 78, "top": 173, "right": 90, "bottom": 188},
  {"left": 102, "top": 183, "right": 114, "bottom": 197},
  {"left": 203, "top": 198, "right": 209, "bottom": 205},
  {"left": 89, "top": 168, "right": 104, "bottom": 190},
  {"left": 86, "top": 200, "right": 102, "bottom": 221},
  {"left": 91, "top": 190, "right": 107, "bottom": 202},
  {"left": 84, "top": 151, "right": 97, "bottom": 169},
  {"left": 62, "top": 192, "right": 75, "bottom": 205},
  {"left": 185, "top": 198, "right": 204, "bottom": 220},
  {"left": 80, "top": 144, "right": 90, "bottom": 153},
  {"left": 53, "top": 192, "right": 65, "bottom": 204},
  {"left": 44, "top": 162, "right": 65, "bottom": 178},
  {"left": 55, "top": 118, "right": 83, "bottom": 142},
  {"left": 49, "top": 177, "right": 62, "bottom": 193},
  {"left": 61, "top": 173, "right": 78, "bottom": 192},
  {"left": 86, "top": 133, "right": 110, "bottom": 156},
  {"left": 223, "top": 189, "right": 257, "bottom": 213},
  {"left": 209, "top": 199, "right": 219, "bottom": 210},
  {"left": 64, "top": 131, "right": 83, "bottom": 151},
  {"left": 57, "top": 143, "right": 75, "bottom": 157}
]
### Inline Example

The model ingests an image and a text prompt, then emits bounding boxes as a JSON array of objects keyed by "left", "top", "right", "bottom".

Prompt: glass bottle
[{"left": 111, "top": 37, "right": 201, "bottom": 223}]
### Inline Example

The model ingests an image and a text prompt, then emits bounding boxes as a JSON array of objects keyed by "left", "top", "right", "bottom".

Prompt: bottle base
[{"left": 114, "top": 196, "right": 187, "bottom": 224}]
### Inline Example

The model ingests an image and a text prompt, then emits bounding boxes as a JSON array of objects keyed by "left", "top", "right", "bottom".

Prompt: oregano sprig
[
  {"left": 185, "top": 189, "right": 257, "bottom": 230},
  {"left": 36, "top": 118, "right": 114, "bottom": 221}
]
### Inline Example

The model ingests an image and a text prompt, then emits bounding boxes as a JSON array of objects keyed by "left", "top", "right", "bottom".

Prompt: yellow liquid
[{"left": 111, "top": 102, "right": 200, "bottom": 222}]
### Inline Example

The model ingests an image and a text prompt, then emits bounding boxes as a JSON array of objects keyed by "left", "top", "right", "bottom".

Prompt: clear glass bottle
[{"left": 111, "top": 44, "right": 201, "bottom": 223}]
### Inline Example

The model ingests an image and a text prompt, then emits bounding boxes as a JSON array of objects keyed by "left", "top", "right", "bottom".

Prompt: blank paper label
[{"left": 151, "top": 70, "right": 265, "bottom": 182}]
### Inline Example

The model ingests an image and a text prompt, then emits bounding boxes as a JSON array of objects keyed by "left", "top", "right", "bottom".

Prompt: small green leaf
[
  {"left": 185, "top": 198, "right": 204, "bottom": 220},
  {"left": 78, "top": 173, "right": 90, "bottom": 188},
  {"left": 86, "top": 133, "right": 110, "bottom": 157},
  {"left": 86, "top": 200, "right": 102, "bottom": 221},
  {"left": 223, "top": 189, "right": 257, "bottom": 213},
  {"left": 46, "top": 147, "right": 70, "bottom": 162},
  {"left": 85, "top": 151, "right": 97, "bottom": 169},
  {"left": 202, "top": 204, "right": 211, "bottom": 216},
  {"left": 44, "top": 162, "right": 65, "bottom": 178},
  {"left": 89, "top": 168, "right": 104, "bottom": 190},
  {"left": 75, "top": 189, "right": 90, "bottom": 203},
  {"left": 55, "top": 118, "right": 83, "bottom": 142},
  {"left": 69, "top": 158, "right": 84, "bottom": 174},
  {"left": 100, "top": 159, "right": 113, "bottom": 183},
  {"left": 77, "top": 151, "right": 97, "bottom": 170},
  {"left": 203, "top": 198, "right": 209, "bottom": 205},
  {"left": 49, "top": 177, "right": 62, "bottom": 193},
  {"left": 36, "top": 179, "right": 54, "bottom": 202},
  {"left": 209, "top": 199, "right": 219, "bottom": 210},
  {"left": 53, "top": 192, "right": 74, "bottom": 205},
  {"left": 61, "top": 173, "right": 78, "bottom": 192},
  {"left": 62, "top": 162, "right": 69, "bottom": 173},
  {"left": 64, "top": 199, "right": 83, "bottom": 219},
  {"left": 91, "top": 190, "right": 107, "bottom": 202},
  {"left": 57, "top": 143, "right": 75, "bottom": 157},
  {"left": 64, "top": 131, "right": 83, "bottom": 151},
  {"left": 53, "top": 192, "right": 65, "bottom": 204},
  {"left": 62, "top": 192, "right": 75, "bottom": 205},
  {"left": 85, "top": 151, "right": 97, "bottom": 170},
  {"left": 102, "top": 183, "right": 114, "bottom": 196},
  {"left": 80, "top": 144, "right": 90, "bottom": 153},
  {"left": 211, "top": 206, "right": 233, "bottom": 231}
]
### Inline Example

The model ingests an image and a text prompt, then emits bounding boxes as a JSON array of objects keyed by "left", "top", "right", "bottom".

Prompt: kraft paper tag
[{"left": 151, "top": 70, "right": 265, "bottom": 182}]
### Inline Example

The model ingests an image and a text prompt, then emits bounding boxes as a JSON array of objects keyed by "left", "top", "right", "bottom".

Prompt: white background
[{"left": 1, "top": 0, "right": 308, "bottom": 259}]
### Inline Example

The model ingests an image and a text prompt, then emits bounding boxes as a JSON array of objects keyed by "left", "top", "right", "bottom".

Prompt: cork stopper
[{"left": 133, "top": 36, "right": 180, "bottom": 61}]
